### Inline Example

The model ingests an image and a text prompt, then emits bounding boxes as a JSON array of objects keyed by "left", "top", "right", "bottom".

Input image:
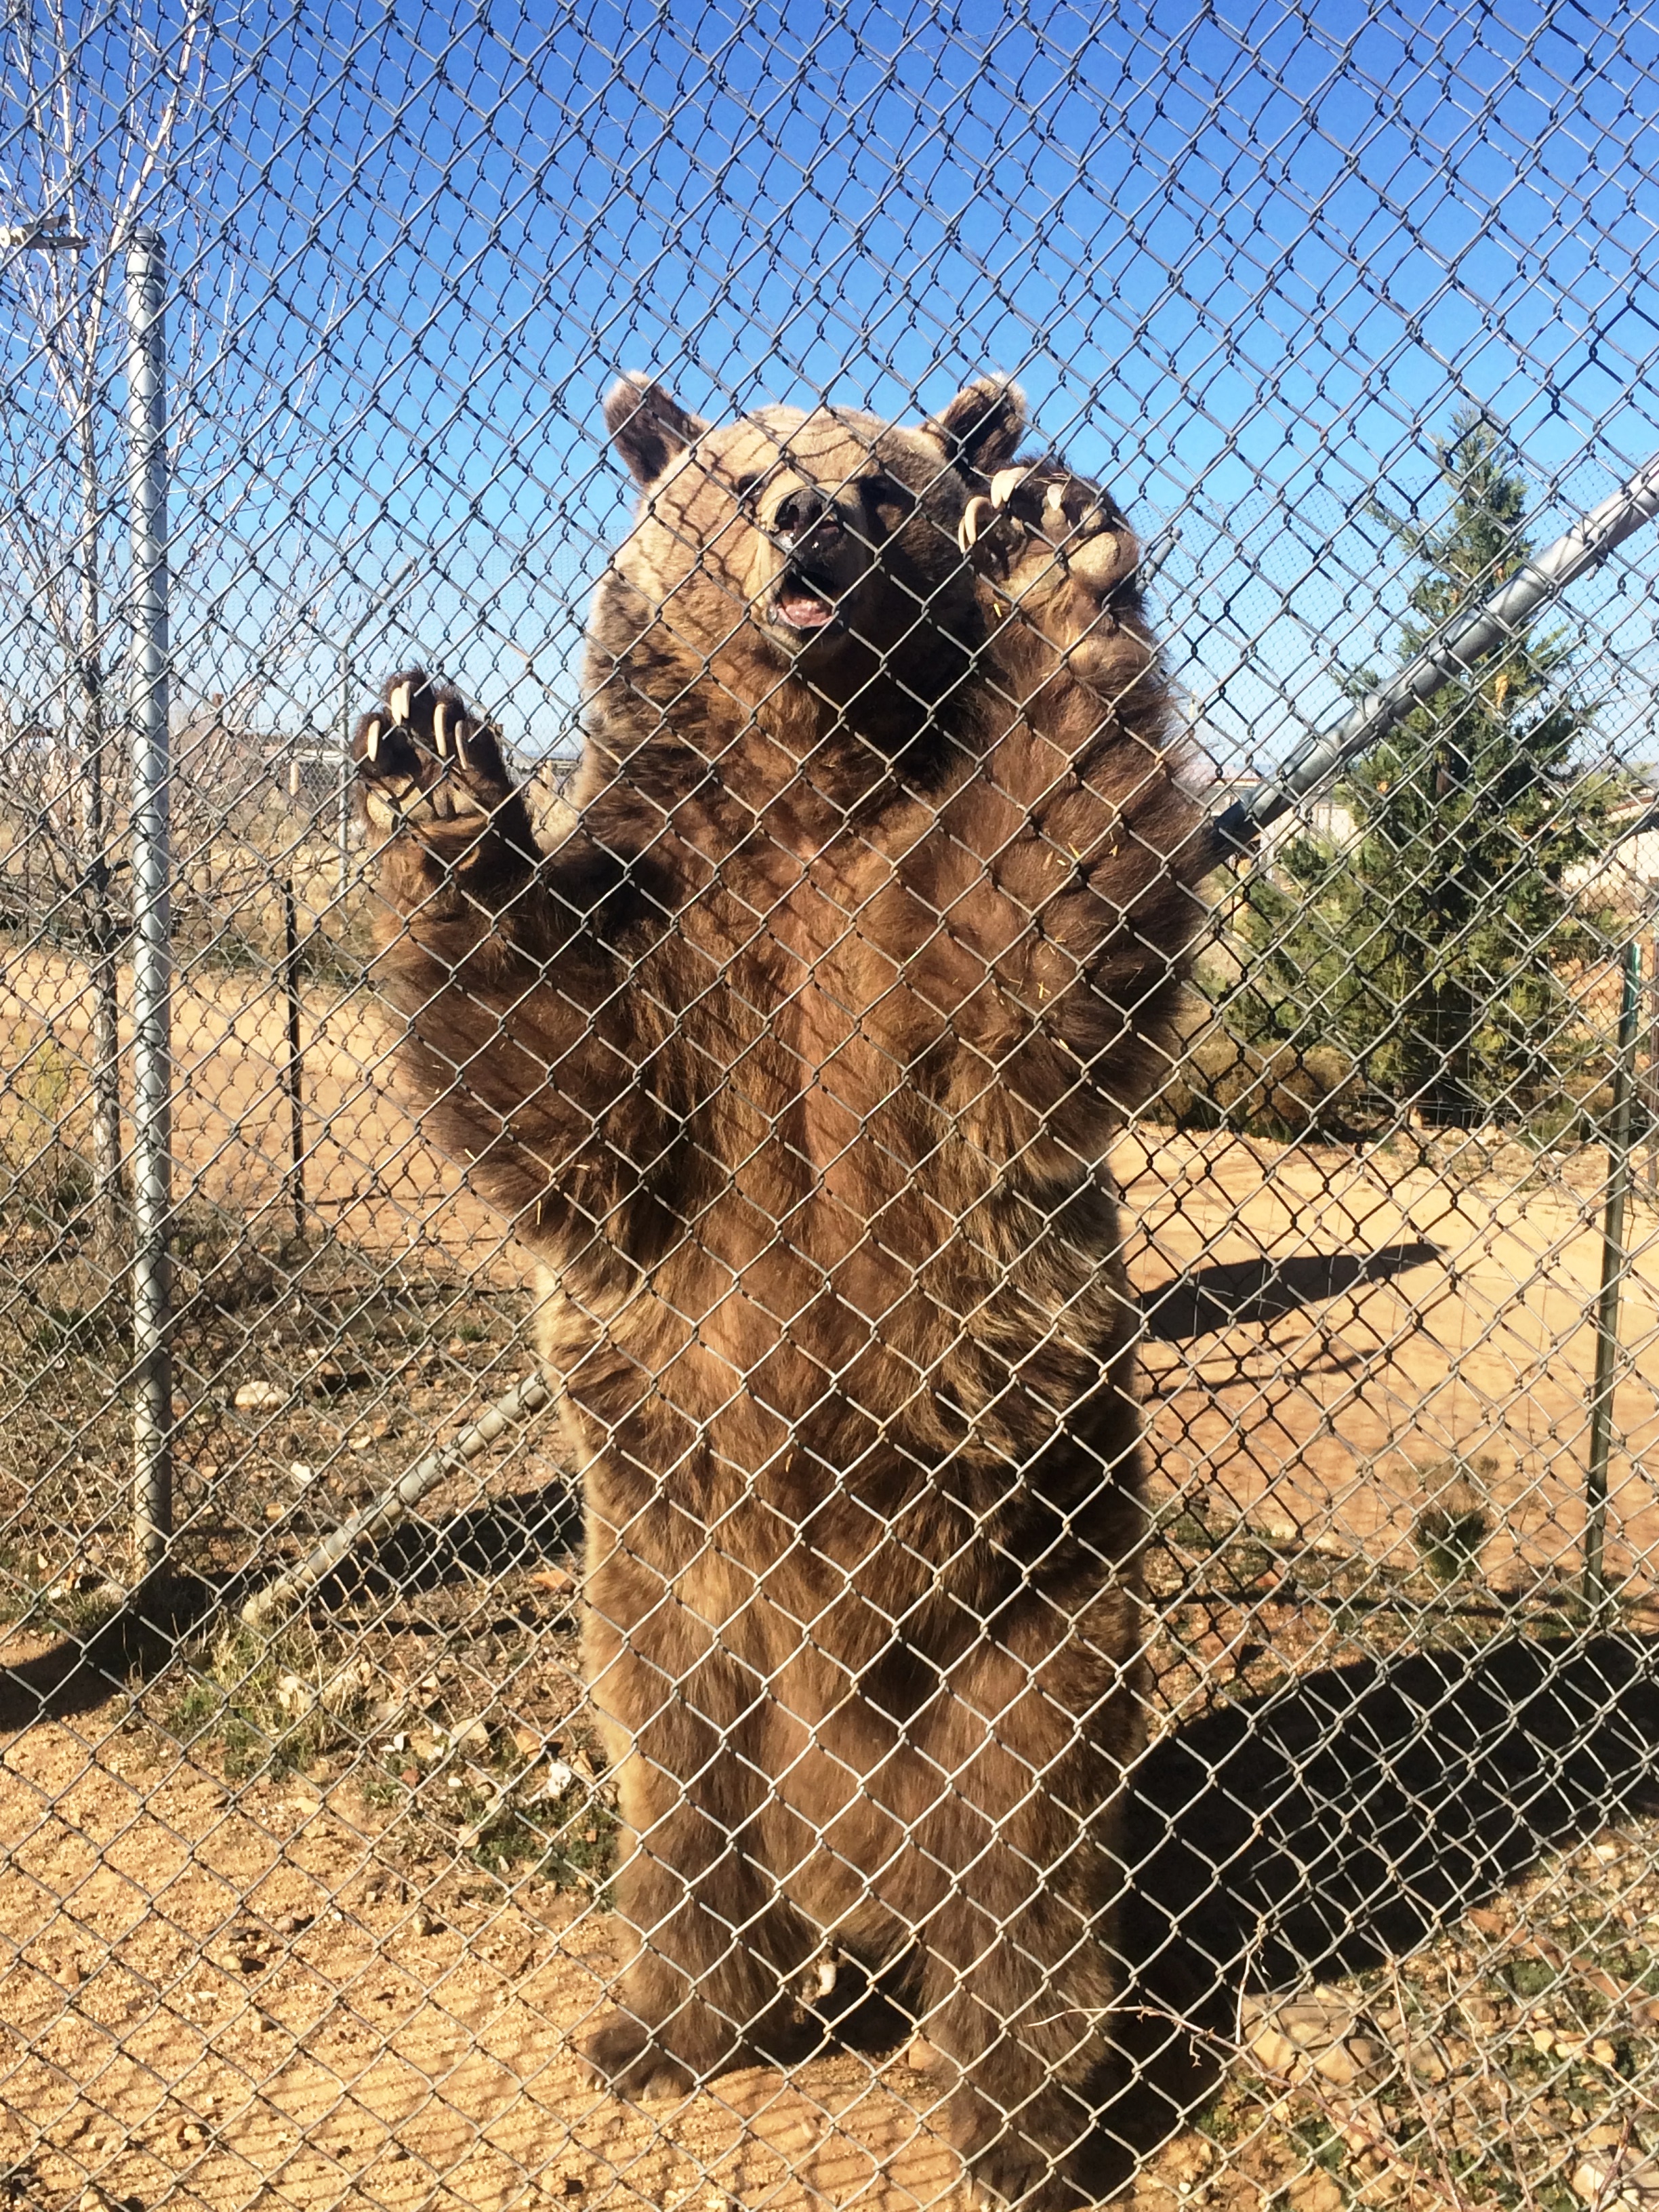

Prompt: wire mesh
[{"left": 2, "top": 6, "right": 1659, "bottom": 2210}]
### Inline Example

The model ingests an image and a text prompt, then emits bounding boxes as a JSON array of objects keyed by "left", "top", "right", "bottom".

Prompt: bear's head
[{"left": 596, "top": 373, "right": 1027, "bottom": 712}]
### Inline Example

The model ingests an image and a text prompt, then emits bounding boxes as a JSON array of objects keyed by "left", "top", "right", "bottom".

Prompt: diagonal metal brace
[{"left": 1214, "top": 451, "right": 1659, "bottom": 851}]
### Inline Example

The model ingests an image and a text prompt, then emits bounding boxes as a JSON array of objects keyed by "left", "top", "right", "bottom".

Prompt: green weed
[
  {"left": 1414, "top": 1456, "right": 1494, "bottom": 1586},
  {"left": 162, "top": 1621, "right": 375, "bottom": 1780},
  {"left": 0, "top": 1028, "right": 94, "bottom": 1229}
]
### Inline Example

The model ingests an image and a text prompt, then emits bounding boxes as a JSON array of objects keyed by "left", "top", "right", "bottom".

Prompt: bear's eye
[
  {"left": 864, "top": 474, "right": 915, "bottom": 522},
  {"left": 729, "top": 472, "right": 766, "bottom": 508}
]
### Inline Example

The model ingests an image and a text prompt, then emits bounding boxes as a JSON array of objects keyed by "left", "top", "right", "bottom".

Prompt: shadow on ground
[
  {"left": 308, "top": 1480, "right": 581, "bottom": 1604},
  {"left": 1138, "top": 1240, "right": 1440, "bottom": 1340},
  {"left": 1110, "top": 1631, "right": 1659, "bottom": 2147},
  {"left": 0, "top": 1481, "right": 581, "bottom": 1724},
  {"left": 0, "top": 1568, "right": 220, "bottom": 1729},
  {"left": 0, "top": 1233, "right": 1445, "bottom": 1719}
]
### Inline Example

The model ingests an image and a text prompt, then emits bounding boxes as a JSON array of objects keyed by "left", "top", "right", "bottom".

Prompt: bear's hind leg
[
  {"left": 920, "top": 1896, "right": 1130, "bottom": 2212},
  {"left": 896, "top": 1652, "right": 1139, "bottom": 2211},
  {"left": 583, "top": 1645, "right": 819, "bottom": 2097},
  {"left": 583, "top": 1811, "right": 819, "bottom": 2095}
]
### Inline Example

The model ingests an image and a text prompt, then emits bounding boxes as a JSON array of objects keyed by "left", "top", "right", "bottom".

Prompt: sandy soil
[
  {"left": 1, "top": 1645, "right": 1654, "bottom": 2212},
  {"left": 3, "top": 948, "right": 1659, "bottom": 2211},
  {"left": 0, "top": 1705, "right": 976, "bottom": 2212},
  {"left": 1122, "top": 1119, "right": 1659, "bottom": 1591}
]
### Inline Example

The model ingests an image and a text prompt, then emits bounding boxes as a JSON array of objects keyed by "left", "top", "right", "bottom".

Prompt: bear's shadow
[
  {"left": 1108, "top": 1631, "right": 1659, "bottom": 2144},
  {"left": 1136, "top": 1240, "right": 1440, "bottom": 1341},
  {"left": 760, "top": 1631, "right": 1659, "bottom": 2154}
]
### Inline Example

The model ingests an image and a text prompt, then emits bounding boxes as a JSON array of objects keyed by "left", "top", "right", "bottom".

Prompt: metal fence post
[
  {"left": 127, "top": 224, "right": 172, "bottom": 1575},
  {"left": 337, "top": 651, "right": 352, "bottom": 903},
  {"left": 281, "top": 869, "right": 306, "bottom": 1237},
  {"left": 1584, "top": 937, "right": 1641, "bottom": 1618}
]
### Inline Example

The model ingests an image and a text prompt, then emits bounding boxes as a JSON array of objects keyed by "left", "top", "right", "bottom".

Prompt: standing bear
[{"left": 352, "top": 375, "right": 1208, "bottom": 2209}]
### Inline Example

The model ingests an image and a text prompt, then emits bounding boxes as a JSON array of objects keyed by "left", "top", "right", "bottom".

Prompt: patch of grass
[
  {"left": 396, "top": 1721, "right": 620, "bottom": 1893},
  {"left": 1288, "top": 2110, "right": 1345, "bottom": 2177},
  {"left": 1505, "top": 1957, "right": 1557, "bottom": 2001},
  {"left": 43, "top": 1580, "right": 124, "bottom": 1639},
  {"left": 0, "top": 1557, "right": 124, "bottom": 1641},
  {"left": 1149, "top": 1502, "right": 1225, "bottom": 1554},
  {"left": 161, "top": 1621, "right": 375, "bottom": 1780},
  {"left": 0, "top": 1027, "right": 96, "bottom": 1234},
  {"left": 486, "top": 1776, "right": 620, "bottom": 1891},
  {"left": 25, "top": 1298, "right": 121, "bottom": 1355},
  {"left": 1414, "top": 1455, "right": 1494, "bottom": 1586}
]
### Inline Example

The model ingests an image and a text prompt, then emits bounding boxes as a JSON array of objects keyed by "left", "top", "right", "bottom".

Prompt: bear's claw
[
  {"left": 960, "top": 462, "right": 1120, "bottom": 573},
  {"left": 352, "top": 668, "right": 514, "bottom": 831},
  {"left": 989, "top": 464, "right": 1115, "bottom": 554},
  {"left": 579, "top": 2014, "right": 698, "bottom": 2102},
  {"left": 960, "top": 459, "right": 1139, "bottom": 620}
]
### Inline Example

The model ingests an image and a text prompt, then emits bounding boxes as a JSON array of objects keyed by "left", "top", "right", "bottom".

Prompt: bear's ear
[
  {"left": 926, "top": 377, "right": 1027, "bottom": 478},
  {"left": 604, "top": 374, "right": 709, "bottom": 487}
]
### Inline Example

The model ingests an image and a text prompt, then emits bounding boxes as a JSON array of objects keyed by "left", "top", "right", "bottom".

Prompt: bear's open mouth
[{"left": 770, "top": 568, "right": 839, "bottom": 632}]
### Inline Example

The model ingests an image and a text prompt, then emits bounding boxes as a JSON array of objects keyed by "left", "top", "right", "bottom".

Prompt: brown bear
[{"left": 352, "top": 375, "right": 1209, "bottom": 2209}]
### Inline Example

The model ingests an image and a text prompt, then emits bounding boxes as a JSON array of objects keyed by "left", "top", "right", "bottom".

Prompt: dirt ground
[
  {"left": 1, "top": 1622, "right": 1656, "bottom": 2212},
  {"left": 1124, "top": 1118, "right": 1659, "bottom": 1592},
  {"left": 3, "top": 949, "right": 1659, "bottom": 2211},
  {"left": 0, "top": 1696, "right": 973, "bottom": 2212}
]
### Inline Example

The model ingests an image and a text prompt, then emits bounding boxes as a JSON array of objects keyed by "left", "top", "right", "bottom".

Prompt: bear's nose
[{"left": 771, "top": 486, "right": 841, "bottom": 543}]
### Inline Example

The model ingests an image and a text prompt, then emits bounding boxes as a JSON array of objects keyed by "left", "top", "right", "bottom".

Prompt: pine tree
[{"left": 1222, "top": 412, "right": 1624, "bottom": 1128}]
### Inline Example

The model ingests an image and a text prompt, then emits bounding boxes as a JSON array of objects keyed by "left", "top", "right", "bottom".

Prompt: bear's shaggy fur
[{"left": 352, "top": 376, "right": 1209, "bottom": 2209}]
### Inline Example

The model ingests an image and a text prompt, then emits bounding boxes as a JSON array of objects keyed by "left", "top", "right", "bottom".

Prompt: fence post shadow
[
  {"left": 0, "top": 1568, "right": 218, "bottom": 1725},
  {"left": 0, "top": 1475, "right": 585, "bottom": 1727}
]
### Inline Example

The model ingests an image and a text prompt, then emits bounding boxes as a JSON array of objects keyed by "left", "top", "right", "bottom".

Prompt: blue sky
[{"left": 5, "top": 0, "right": 1659, "bottom": 777}]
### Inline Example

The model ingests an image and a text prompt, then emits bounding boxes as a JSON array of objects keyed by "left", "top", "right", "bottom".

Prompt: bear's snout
[
  {"left": 769, "top": 483, "right": 842, "bottom": 546},
  {"left": 760, "top": 480, "right": 869, "bottom": 638}
]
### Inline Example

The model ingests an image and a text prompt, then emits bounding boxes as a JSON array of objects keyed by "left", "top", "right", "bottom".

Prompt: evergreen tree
[{"left": 1223, "top": 412, "right": 1624, "bottom": 1128}]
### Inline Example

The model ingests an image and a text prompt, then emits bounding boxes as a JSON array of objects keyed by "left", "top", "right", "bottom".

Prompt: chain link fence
[{"left": 3, "top": 5, "right": 1659, "bottom": 2209}]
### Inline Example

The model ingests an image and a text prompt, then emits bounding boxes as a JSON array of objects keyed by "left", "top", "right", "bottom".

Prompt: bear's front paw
[
  {"left": 353, "top": 668, "right": 514, "bottom": 832},
  {"left": 579, "top": 2013, "right": 697, "bottom": 2102},
  {"left": 959, "top": 466, "right": 1136, "bottom": 600}
]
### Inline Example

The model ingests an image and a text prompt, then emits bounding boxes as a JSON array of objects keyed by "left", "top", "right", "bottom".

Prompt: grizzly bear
[{"left": 352, "top": 375, "right": 1208, "bottom": 2209}]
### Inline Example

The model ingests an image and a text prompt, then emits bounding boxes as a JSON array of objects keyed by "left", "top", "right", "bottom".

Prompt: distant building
[
  {"left": 1565, "top": 789, "right": 1659, "bottom": 901},
  {"left": 1204, "top": 772, "right": 1358, "bottom": 857},
  {"left": 1208, "top": 770, "right": 1659, "bottom": 907}
]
